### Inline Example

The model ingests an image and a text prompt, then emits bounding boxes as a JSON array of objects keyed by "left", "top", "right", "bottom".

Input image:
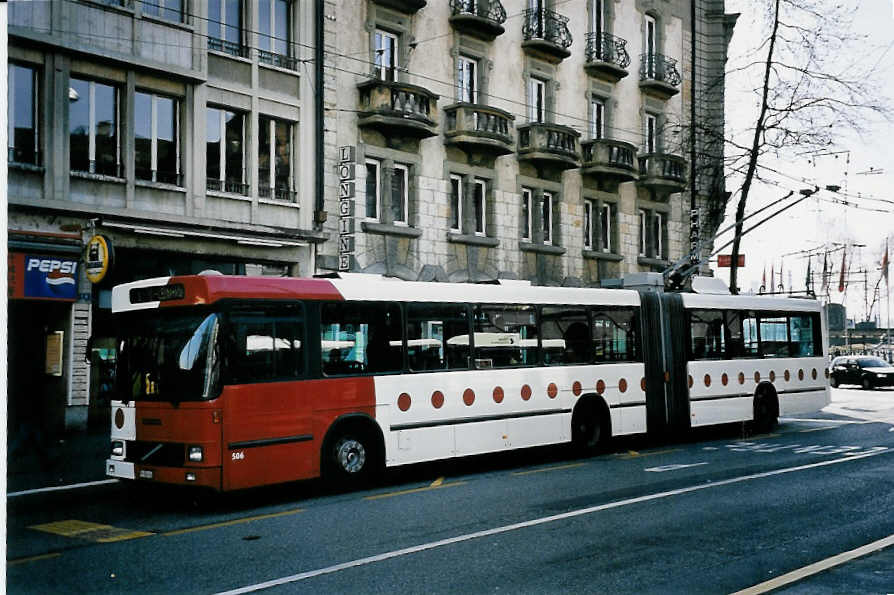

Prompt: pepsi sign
[{"left": 8, "top": 253, "right": 79, "bottom": 301}]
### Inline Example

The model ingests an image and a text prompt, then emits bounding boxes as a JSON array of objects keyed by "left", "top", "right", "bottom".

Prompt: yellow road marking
[
  {"left": 430, "top": 476, "right": 444, "bottom": 487},
  {"left": 731, "top": 533, "right": 894, "bottom": 595},
  {"left": 512, "top": 462, "right": 586, "bottom": 476},
  {"left": 618, "top": 448, "right": 680, "bottom": 460},
  {"left": 29, "top": 520, "right": 153, "bottom": 543},
  {"left": 163, "top": 508, "right": 304, "bottom": 537},
  {"left": 364, "top": 482, "right": 467, "bottom": 501},
  {"left": 7, "top": 553, "right": 62, "bottom": 566}
]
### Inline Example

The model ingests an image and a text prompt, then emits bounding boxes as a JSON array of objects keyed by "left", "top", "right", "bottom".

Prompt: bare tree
[{"left": 726, "top": 0, "right": 888, "bottom": 293}]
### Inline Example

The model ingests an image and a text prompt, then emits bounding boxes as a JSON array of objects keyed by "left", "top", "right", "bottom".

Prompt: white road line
[
  {"left": 216, "top": 448, "right": 890, "bottom": 595},
  {"left": 7, "top": 479, "right": 119, "bottom": 498},
  {"left": 780, "top": 418, "right": 872, "bottom": 424},
  {"left": 645, "top": 462, "right": 708, "bottom": 472},
  {"left": 731, "top": 533, "right": 894, "bottom": 595}
]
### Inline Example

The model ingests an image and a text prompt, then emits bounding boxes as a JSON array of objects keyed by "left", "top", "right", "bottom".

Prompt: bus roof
[
  {"left": 680, "top": 292, "right": 822, "bottom": 312},
  {"left": 111, "top": 275, "right": 642, "bottom": 312}
]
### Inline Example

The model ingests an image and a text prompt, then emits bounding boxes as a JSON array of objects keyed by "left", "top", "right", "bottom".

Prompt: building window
[
  {"left": 542, "top": 191, "right": 553, "bottom": 245},
  {"left": 473, "top": 178, "right": 486, "bottom": 235},
  {"left": 70, "top": 78, "right": 120, "bottom": 177},
  {"left": 206, "top": 107, "right": 246, "bottom": 195},
  {"left": 528, "top": 77, "right": 546, "bottom": 123},
  {"left": 639, "top": 209, "right": 647, "bottom": 256},
  {"left": 374, "top": 29, "right": 399, "bottom": 82},
  {"left": 135, "top": 91, "right": 180, "bottom": 185},
  {"left": 365, "top": 158, "right": 381, "bottom": 220},
  {"left": 8, "top": 64, "right": 39, "bottom": 166},
  {"left": 645, "top": 113, "right": 657, "bottom": 153},
  {"left": 141, "top": 0, "right": 184, "bottom": 22},
  {"left": 449, "top": 174, "right": 463, "bottom": 232},
  {"left": 590, "top": 97, "right": 604, "bottom": 140},
  {"left": 644, "top": 14, "right": 657, "bottom": 77},
  {"left": 591, "top": 0, "right": 604, "bottom": 36},
  {"left": 258, "top": 115, "right": 294, "bottom": 201},
  {"left": 653, "top": 211, "right": 665, "bottom": 259},
  {"left": 521, "top": 187, "right": 533, "bottom": 240},
  {"left": 457, "top": 56, "right": 478, "bottom": 103},
  {"left": 208, "top": 0, "right": 245, "bottom": 57},
  {"left": 259, "top": 0, "right": 296, "bottom": 69},
  {"left": 584, "top": 202, "right": 593, "bottom": 250},
  {"left": 392, "top": 164, "right": 409, "bottom": 224},
  {"left": 599, "top": 203, "right": 612, "bottom": 253}
]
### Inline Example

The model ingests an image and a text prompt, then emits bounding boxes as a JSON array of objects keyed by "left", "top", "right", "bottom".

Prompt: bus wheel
[
  {"left": 571, "top": 399, "right": 608, "bottom": 456},
  {"left": 325, "top": 425, "right": 381, "bottom": 486},
  {"left": 753, "top": 392, "right": 778, "bottom": 434}
]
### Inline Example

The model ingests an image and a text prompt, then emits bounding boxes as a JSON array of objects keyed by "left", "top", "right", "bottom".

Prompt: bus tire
[
  {"left": 753, "top": 387, "right": 778, "bottom": 434},
  {"left": 323, "top": 420, "right": 383, "bottom": 486},
  {"left": 571, "top": 397, "right": 610, "bottom": 456}
]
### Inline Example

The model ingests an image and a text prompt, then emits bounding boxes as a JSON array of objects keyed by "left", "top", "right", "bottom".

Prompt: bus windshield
[{"left": 114, "top": 310, "right": 221, "bottom": 403}]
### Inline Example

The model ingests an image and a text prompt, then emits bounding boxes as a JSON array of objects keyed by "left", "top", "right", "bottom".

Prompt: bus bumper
[{"left": 106, "top": 459, "right": 222, "bottom": 491}]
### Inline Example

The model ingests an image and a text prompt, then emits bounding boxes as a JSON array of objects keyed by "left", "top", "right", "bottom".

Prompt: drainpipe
[{"left": 314, "top": 0, "right": 325, "bottom": 230}]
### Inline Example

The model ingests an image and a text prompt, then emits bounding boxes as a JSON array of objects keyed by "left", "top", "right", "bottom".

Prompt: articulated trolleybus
[{"left": 106, "top": 274, "right": 829, "bottom": 491}]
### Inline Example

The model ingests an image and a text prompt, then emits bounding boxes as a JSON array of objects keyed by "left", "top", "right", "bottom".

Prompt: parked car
[{"left": 829, "top": 356, "right": 894, "bottom": 389}]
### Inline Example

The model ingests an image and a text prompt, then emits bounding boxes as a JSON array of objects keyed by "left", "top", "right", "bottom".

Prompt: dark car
[{"left": 829, "top": 356, "right": 894, "bottom": 389}]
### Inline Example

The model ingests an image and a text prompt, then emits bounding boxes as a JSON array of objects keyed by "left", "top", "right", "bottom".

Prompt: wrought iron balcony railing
[
  {"left": 259, "top": 185, "right": 297, "bottom": 202},
  {"left": 639, "top": 53, "right": 681, "bottom": 87},
  {"left": 208, "top": 37, "right": 250, "bottom": 59},
  {"left": 259, "top": 49, "right": 298, "bottom": 71},
  {"left": 522, "top": 8, "right": 572, "bottom": 50},
  {"left": 585, "top": 32, "right": 631, "bottom": 69},
  {"left": 449, "top": 0, "right": 507, "bottom": 25},
  {"left": 206, "top": 178, "right": 249, "bottom": 196}
]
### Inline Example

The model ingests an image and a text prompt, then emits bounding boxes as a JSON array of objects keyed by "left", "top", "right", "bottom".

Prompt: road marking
[
  {"left": 799, "top": 426, "right": 837, "bottom": 433},
  {"left": 781, "top": 418, "right": 871, "bottom": 424},
  {"left": 512, "top": 462, "right": 586, "bottom": 476},
  {"left": 216, "top": 449, "right": 891, "bottom": 595},
  {"left": 617, "top": 448, "right": 680, "bottom": 460},
  {"left": 163, "top": 508, "right": 304, "bottom": 536},
  {"left": 29, "top": 520, "right": 153, "bottom": 543},
  {"left": 430, "top": 477, "right": 444, "bottom": 487},
  {"left": 7, "top": 553, "right": 62, "bottom": 566},
  {"left": 731, "top": 533, "right": 894, "bottom": 595},
  {"left": 8, "top": 479, "right": 119, "bottom": 498},
  {"left": 645, "top": 462, "right": 708, "bottom": 472},
  {"left": 364, "top": 481, "right": 467, "bottom": 501}
]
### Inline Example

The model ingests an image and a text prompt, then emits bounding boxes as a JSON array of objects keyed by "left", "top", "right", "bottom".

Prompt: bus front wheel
[{"left": 324, "top": 424, "right": 382, "bottom": 486}]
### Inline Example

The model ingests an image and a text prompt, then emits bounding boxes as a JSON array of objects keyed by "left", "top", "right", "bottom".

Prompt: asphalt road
[{"left": 7, "top": 386, "right": 894, "bottom": 594}]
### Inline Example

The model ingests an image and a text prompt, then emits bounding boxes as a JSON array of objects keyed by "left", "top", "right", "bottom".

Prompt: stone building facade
[{"left": 317, "top": 0, "right": 736, "bottom": 285}]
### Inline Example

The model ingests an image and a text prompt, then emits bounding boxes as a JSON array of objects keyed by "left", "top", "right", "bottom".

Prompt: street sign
[
  {"left": 338, "top": 146, "right": 356, "bottom": 272},
  {"left": 717, "top": 254, "right": 745, "bottom": 267}
]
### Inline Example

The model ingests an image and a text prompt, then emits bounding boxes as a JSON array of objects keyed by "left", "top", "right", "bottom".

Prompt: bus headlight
[
  {"left": 187, "top": 446, "right": 204, "bottom": 462},
  {"left": 111, "top": 441, "right": 124, "bottom": 457}
]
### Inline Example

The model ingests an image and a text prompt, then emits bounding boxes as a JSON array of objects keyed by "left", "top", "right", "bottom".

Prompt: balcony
[
  {"left": 584, "top": 32, "right": 630, "bottom": 83},
  {"left": 637, "top": 153, "right": 687, "bottom": 194},
  {"left": 444, "top": 103, "right": 515, "bottom": 156},
  {"left": 581, "top": 138, "right": 638, "bottom": 182},
  {"left": 371, "top": 0, "right": 426, "bottom": 13},
  {"left": 639, "top": 53, "right": 682, "bottom": 100},
  {"left": 449, "top": 0, "right": 507, "bottom": 41},
  {"left": 521, "top": 8, "right": 572, "bottom": 64},
  {"left": 357, "top": 79, "right": 439, "bottom": 139},
  {"left": 517, "top": 123, "right": 580, "bottom": 170}
]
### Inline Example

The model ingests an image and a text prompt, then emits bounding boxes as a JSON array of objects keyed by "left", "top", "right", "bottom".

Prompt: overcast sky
[{"left": 719, "top": 0, "right": 894, "bottom": 328}]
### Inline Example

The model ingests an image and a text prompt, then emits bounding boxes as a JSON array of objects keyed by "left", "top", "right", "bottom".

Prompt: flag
[
  {"left": 779, "top": 260, "right": 785, "bottom": 292},
  {"left": 805, "top": 257, "right": 811, "bottom": 291},
  {"left": 883, "top": 239, "right": 889, "bottom": 283},
  {"left": 771, "top": 263, "right": 775, "bottom": 293},
  {"left": 821, "top": 253, "right": 829, "bottom": 293},
  {"left": 760, "top": 266, "right": 766, "bottom": 293},
  {"left": 838, "top": 248, "right": 847, "bottom": 293}
]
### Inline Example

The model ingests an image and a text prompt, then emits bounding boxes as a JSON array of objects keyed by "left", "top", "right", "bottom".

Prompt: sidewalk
[{"left": 7, "top": 427, "right": 111, "bottom": 495}]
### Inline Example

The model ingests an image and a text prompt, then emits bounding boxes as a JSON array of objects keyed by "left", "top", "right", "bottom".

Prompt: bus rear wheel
[
  {"left": 571, "top": 400, "right": 608, "bottom": 456},
  {"left": 753, "top": 393, "right": 778, "bottom": 434}
]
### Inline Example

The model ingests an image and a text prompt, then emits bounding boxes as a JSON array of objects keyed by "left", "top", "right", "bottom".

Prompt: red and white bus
[{"left": 105, "top": 274, "right": 829, "bottom": 491}]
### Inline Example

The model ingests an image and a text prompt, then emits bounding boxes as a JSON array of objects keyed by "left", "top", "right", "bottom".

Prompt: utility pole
[{"left": 689, "top": 0, "right": 699, "bottom": 270}]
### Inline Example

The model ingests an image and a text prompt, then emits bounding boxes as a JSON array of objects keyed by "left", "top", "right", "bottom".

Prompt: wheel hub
[{"left": 336, "top": 438, "right": 366, "bottom": 474}]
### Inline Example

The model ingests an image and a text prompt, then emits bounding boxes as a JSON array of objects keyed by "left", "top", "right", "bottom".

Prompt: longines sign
[{"left": 338, "top": 146, "right": 355, "bottom": 271}]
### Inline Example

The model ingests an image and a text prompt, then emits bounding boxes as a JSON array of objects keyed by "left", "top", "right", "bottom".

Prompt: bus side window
[
  {"left": 689, "top": 310, "right": 725, "bottom": 360},
  {"left": 788, "top": 314, "right": 815, "bottom": 356},
  {"left": 472, "top": 304, "right": 538, "bottom": 368},
  {"left": 228, "top": 309, "right": 304, "bottom": 383},
  {"left": 724, "top": 311, "right": 743, "bottom": 358},
  {"left": 591, "top": 308, "right": 639, "bottom": 362},
  {"left": 541, "top": 306, "right": 590, "bottom": 365},
  {"left": 320, "top": 302, "right": 403, "bottom": 375},
  {"left": 742, "top": 313, "right": 759, "bottom": 357},
  {"left": 759, "top": 315, "right": 790, "bottom": 357},
  {"left": 407, "top": 303, "right": 469, "bottom": 371}
]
